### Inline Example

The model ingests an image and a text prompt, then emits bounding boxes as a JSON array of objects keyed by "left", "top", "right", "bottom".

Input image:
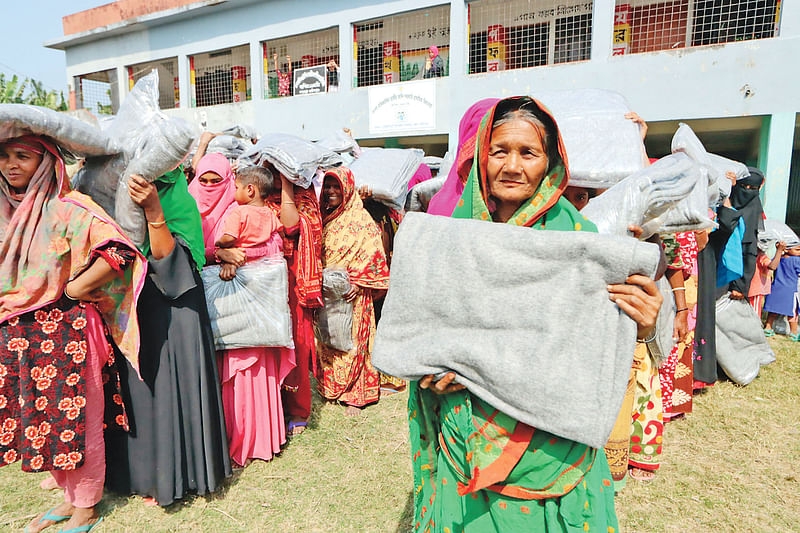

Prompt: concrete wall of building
[{"left": 56, "top": 0, "right": 800, "bottom": 217}]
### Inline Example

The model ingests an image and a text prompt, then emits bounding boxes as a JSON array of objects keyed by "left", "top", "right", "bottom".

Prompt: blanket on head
[{"left": 372, "top": 212, "right": 662, "bottom": 449}]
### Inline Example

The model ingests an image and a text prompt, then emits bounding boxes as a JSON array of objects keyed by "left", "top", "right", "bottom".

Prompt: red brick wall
[{"left": 63, "top": 0, "right": 201, "bottom": 35}]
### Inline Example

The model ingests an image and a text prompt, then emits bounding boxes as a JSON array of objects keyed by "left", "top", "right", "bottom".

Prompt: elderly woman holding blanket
[{"left": 398, "top": 97, "right": 663, "bottom": 532}]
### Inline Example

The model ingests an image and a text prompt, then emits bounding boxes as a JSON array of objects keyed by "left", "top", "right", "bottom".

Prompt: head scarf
[
  {"left": 143, "top": 165, "right": 205, "bottom": 271},
  {"left": 429, "top": 45, "right": 439, "bottom": 58},
  {"left": 321, "top": 167, "right": 390, "bottom": 289},
  {"left": 0, "top": 135, "right": 146, "bottom": 368},
  {"left": 187, "top": 153, "right": 236, "bottom": 257},
  {"left": 725, "top": 166, "right": 765, "bottom": 293},
  {"left": 428, "top": 98, "right": 500, "bottom": 216},
  {"left": 407, "top": 163, "right": 433, "bottom": 191},
  {"left": 451, "top": 96, "right": 584, "bottom": 231},
  {"left": 266, "top": 183, "right": 323, "bottom": 308}
]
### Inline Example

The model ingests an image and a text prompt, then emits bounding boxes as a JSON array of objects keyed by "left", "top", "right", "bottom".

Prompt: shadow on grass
[{"left": 395, "top": 490, "right": 414, "bottom": 533}]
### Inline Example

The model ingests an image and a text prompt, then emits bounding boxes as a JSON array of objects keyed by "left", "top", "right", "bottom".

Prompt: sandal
[
  {"left": 287, "top": 420, "right": 307, "bottom": 436},
  {"left": 763, "top": 329, "right": 775, "bottom": 337},
  {"left": 24, "top": 507, "right": 71, "bottom": 533},
  {"left": 628, "top": 467, "right": 656, "bottom": 483},
  {"left": 790, "top": 334, "right": 800, "bottom": 342},
  {"left": 59, "top": 517, "right": 103, "bottom": 533}
]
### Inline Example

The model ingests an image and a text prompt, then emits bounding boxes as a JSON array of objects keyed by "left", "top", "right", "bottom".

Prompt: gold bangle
[
  {"left": 281, "top": 200, "right": 295, "bottom": 205},
  {"left": 148, "top": 219, "right": 167, "bottom": 228}
]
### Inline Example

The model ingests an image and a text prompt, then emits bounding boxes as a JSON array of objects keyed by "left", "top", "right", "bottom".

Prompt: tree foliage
[{"left": 0, "top": 73, "right": 68, "bottom": 111}]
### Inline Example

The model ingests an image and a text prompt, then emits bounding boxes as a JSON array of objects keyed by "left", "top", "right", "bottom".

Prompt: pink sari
[{"left": 427, "top": 98, "right": 499, "bottom": 216}]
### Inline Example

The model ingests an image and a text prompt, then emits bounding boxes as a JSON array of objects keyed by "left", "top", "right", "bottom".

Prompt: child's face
[
  {"left": 233, "top": 179, "right": 251, "bottom": 204},
  {"left": 788, "top": 247, "right": 800, "bottom": 256}
]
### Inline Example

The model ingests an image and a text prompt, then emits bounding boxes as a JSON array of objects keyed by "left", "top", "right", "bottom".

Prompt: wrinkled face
[
  {"left": 563, "top": 186, "right": 591, "bottom": 211},
  {"left": 0, "top": 144, "right": 43, "bottom": 193},
  {"left": 486, "top": 118, "right": 549, "bottom": 212},
  {"left": 322, "top": 176, "right": 343, "bottom": 211},
  {"left": 197, "top": 171, "right": 224, "bottom": 185}
]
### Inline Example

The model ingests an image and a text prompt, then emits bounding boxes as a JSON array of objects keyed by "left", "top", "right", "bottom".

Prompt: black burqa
[
  {"left": 694, "top": 168, "right": 764, "bottom": 384},
  {"left": 105, "top": 239, "right": 232, "bottom": 506}
]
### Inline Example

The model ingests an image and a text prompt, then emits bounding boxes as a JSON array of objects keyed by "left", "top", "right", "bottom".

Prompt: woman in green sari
[{"left": 409, "top": 97, "right": 662, "bottom": 532}]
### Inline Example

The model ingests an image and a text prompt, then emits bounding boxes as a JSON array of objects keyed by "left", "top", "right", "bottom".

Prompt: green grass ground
[{"left": 0, "top": 337, "right": 797, "bottom": 532}]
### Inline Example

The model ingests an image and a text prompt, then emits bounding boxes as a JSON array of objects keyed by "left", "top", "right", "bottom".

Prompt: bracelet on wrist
[
  {"left": 671, "top": 287, "right": 686, "bottom": 292},
  {"left": 64, "top": 285, "right": 78, "bottom": 301},
  {"left": 676, "top": 307, "right": 689, "bottom": 313},
  {"left": 637, "top": 329, "right": 658, "bottom": 343},
  {"left": 148, "top": 219, "right": 167, "bottom": 228}
]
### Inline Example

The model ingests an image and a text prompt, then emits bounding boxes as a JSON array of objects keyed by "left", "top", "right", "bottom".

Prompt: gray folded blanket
[
  {"left": 715, "top": 293, "right": 775, "bottom": 386},
  {"left": 372, "top": 212, "right": 661, "bottom": 448}
]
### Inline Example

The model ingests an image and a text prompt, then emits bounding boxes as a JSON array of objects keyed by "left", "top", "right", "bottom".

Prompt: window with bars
[
  {"left": 354, "top": 5, "right": 451, "bottom": 88},
  {"left": 262, "top": 27, "right": 340, "bottom": 98},
  {"left": 127, "top": 58, "right": 180, "bottom": 109},
  {"left": 190, "top": 45, "right": 251, "bottom": 107},
  {"left": 468, "top": 0, "right": 593, "bottom": 74},
  {"left": 74, "top": 69, "right": 119, "bottom": 115},
  {"left": 614, "top": 0, "right": 781, "bottom": 56}
]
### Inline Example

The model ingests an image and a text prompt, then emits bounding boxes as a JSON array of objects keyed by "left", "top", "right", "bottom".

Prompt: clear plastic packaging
[
  {"left": 315, "top": 130, "right": 359, "bottom": 154},
  {"left": 758, "top": 219, "right": 800, "bottom": 251},
  {"left": 313, "top": 268, "right": 354, "bottom": 352},
  {"left": 581, "top": 153, "right": 701, "bottom": 238},
  {"left": 349, "top": 147, "right": 424, "bottom": 211},
  {"left": 715, "top": 293, "right": 775, "bottom": 385},
  {"left": 0, "top": 103, "right": 120, "bottom": 157},
  {"left": 406, "top": 175, "right": 446, "bottom": 212},
  {"left": 201, "top": 257, "right": 293, "bottom": 350},
  {"left": 72, "top": 70, "right": 197, "bottom": 245},
  {"left": 536, "top": 89, "right": 647, "bottom": 189},
  {"left": 221, "top": 124, "right": 260, "bottom": 141},
  {"left": 238, "top": 133, "right": 340, "bottom": 188},
  {"left": 647, "top": 277, "right": 676, "bottom": 367},
  {"left": 207, "top": 134, "right": 249, "bottom": 160}
]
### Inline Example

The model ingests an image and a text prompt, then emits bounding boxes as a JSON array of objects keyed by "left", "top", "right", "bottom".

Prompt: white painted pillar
[
  {"left": 177, "top": 54, "right": 191, "bottom": 109},
  {"left": 590, "top": 0, "right": 615, "bottom": 63},
  {"left": 447, "top": 0, "right": 468, "bottom": 154},
  {"left": 249, "top": 40, "right": 264, "bottom": 100},
  {"left": 338, "top": 21, "right": 352, "bottom": 92}
]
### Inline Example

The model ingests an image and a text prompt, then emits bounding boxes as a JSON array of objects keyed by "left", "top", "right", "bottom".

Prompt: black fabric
[
  {"left": 105, "top": 240, "right": 231, "bottom": 506},
  {"left": 727, "top": 167, "right": 765, "bottom": 295},
  {"left": 694, "top": 206, "right": 742, "bottom": 384}
]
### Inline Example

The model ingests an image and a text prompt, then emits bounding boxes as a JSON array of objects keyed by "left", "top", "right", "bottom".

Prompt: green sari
[{"left": 409, "top": 97, "right": 619, "bottom": 533}]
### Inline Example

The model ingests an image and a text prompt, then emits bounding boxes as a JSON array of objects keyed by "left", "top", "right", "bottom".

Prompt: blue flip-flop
[
  {"left": 24, "top": 507, "right": 70, "bottom": 532},
  {"left": 287, "top": 420, "right": 307, "bottom": 436},
  {"left": 59, "top": 516, "right": 103, "bottom": 533}
]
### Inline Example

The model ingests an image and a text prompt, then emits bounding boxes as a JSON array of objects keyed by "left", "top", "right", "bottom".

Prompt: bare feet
[
  {"left": 39, "top": 475, "right": 59, "bottom": 490},
  {"left": 344, "top": 405, "right": 363, "bottom": 417}
]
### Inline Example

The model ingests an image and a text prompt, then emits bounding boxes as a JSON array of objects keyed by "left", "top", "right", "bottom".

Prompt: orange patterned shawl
[
  {"left": 321, "top": 167, "right": 390, "bottom": 289},
  {"left": 0, "top": 136, "right": 146, "bottom": 370}
]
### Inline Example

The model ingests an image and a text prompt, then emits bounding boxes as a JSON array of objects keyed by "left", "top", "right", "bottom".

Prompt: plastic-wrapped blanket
[
  {"left": 372, "top": 212, "right": 662, "bottom": 448},
  {"left": 238, "top": 133, "right": 340, "bottom": 188},
  {"left": 349, "top": 147, "right": 424, "bottom": 211},
  {"left": 315, "top": 130, "right": 359, "bottom": 154},
  {"left": 758, "top": 219, "right": 800, "bottom": 251},
  {"left": 647, "top": 276, "right": 676, "bottom": 367},
  {"left": 406, "top": 175, "right": 446, "bottom": 212},
  {"left": 201, "top": 257, "right": 293, "bottom": 350},
  {"left": 222, "top": 124, "right": 259, "bottom": 141},
  {"left": 581, "top": 153, "right": 701, "bottom": 238},
  {"left": 715, "top": 293, "right": 775, "bottom": 385},
  {"left": 0, "top": 103, "right": 119, "bottom": 157},
  {"left": 207, "top": 135, "right": 249, "bottom": 160},
  {"left": 536, "top": 89, "right": 646, "bottom": 189},
  {"left": 72, "top": 71, "right": 197, "bottom": 245},
  {"left": 313, "top": 268, "right": 354, "bottom": 352}
]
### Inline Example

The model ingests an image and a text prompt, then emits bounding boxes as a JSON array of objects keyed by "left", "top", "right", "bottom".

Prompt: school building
[{"left": 46, "top": 0, "right": 800, "bottom": 229}]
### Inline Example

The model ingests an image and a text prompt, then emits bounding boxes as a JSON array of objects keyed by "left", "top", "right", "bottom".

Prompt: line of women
[{"left": 0, "top": 127, "right": 398, "bottom": 531}]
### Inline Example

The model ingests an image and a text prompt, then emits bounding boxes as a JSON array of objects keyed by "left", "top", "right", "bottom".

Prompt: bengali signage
[
  {"left": 368, "top": 80, "right": 436, "bottom": 134},
  {"left": 292, "top": 65, "right": 327, "bottom": 95}
]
